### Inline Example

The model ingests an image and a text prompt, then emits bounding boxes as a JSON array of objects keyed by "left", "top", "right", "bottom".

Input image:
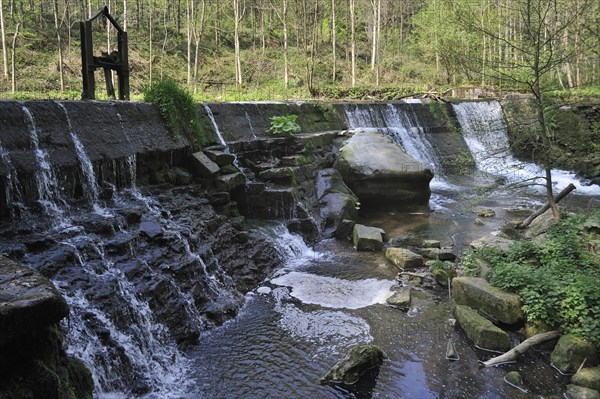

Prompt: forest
[{"left": 0, "top": 0, "right": 598, "bottom": 101}]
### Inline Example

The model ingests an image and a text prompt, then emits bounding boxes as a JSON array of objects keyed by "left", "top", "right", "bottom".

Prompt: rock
[
  {"left": 334, "top": 219, "right": 356, "bottom": 241},
  {"left": 385, "top": 247, "right": 423, "bottom": 269},
  {"left": 208, "top": 191, "right": 230, "bottom": 206},
  {"left": 321, "top": 344, "right": 387, "bottom": 385},
  {"left": 432, "top": 268, "right": 457, "bottom": 286},
  {"left": 454, "top": 305, "right": 511, "bottom": 352},
  {"left": 551, "top": 334, "right": 599, "bottom": 374},
  {"left": 474, "top": 218, "right": 485, "bottom": 226},
  {"left": 421, "top": 247, "right": 456, "bottom": 261},
  {"left": 215, "top": 172, "right": 246, "bottom": 192},
  {"left": 204, "top": 149, "right": 236, "bottom": 166},
  {"left": 505, "top": 371, "right": 527, "bottom": 392},
  {"left": 139, "top": 220, "right": 163, "bottom": 239},
  {"left": 353, "top": 224, "right": 384, "bottom": 251},
  {"left": 565, "top": 384, "right": 600, "bottom": 399},
  {"left": 386, "top": 287, "right": 411, "bottom": 308},
  {"left": 478, "top": 209, "right": 496, "bottom": 217},
  {"left": 524, "top": 209, "right": 557, "bottom": 238},
  {"left": 470, "top": 235, "right": 513, "bottom": 252},
  {"left": 474, "top": 258, "right": 493, "bottom": 280},
  {"left": 422, "top": 239, "right": 441, "bottom": 249},
  {"left": 316, "top": 169, "right": 359, "bottom": 237},
  {"left": 118, "top": 207, "right": 142, "bottom": 225},
  {"left": 572, "top": 367, "right": 600, "bottom": 391},
  {"left": 452, "top": 277, "right": 523, "bottom": 324},
  {"left": 191, "top": 151, "right": 220, "bottom": 178},
  {"left": 258, "top": 167, "right": 297, "bottom": 183},
  {"left": 0, "top": 257, "right": 70, "bottom": 345},
  {"left": 333, "top": 131, "right": 433, "bottom": 207}
]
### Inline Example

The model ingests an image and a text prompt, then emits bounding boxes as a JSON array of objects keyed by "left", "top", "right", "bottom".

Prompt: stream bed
[{"left": 183, "top": 181, "right": 596, "bottom": 399}]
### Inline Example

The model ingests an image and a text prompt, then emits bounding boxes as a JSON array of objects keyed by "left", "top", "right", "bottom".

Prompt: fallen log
[
  {"left": 480, "top": 330, "right": 560, "bottom": 367},
  {"left": 517, "top": 184, "right": 576, "bottom": 229}
]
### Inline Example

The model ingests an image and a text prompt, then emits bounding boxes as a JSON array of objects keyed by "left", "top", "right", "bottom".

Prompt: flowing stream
[{"left": 2, "top": 101, "right": 599, "bottom": 398}]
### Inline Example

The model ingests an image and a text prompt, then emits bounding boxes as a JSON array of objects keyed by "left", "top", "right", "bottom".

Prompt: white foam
[{"left": 270, "top": 271, "right": 395, "bottom": 309}]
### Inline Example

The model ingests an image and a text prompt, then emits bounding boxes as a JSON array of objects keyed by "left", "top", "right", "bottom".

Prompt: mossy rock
[
  {"left": 572, "top": 367, "right": 600, "bottom": 391},
  {"left": 432, "top": 268, "right": 457, "bottom": 287},
  {"left": 551, "top": 334, "right": 599, "bottom": 374},
  {"left": 566, "top": 384, "right": 600, "bottom": 399},
  {"left": 353, "top": 224, "right": 384, "bottom": 251},
  {"left": 321, "top": 344, "right": 387, "bottom": 385},
  {"left": 454, "top": 304, "right": 511, "bottom": 352}
]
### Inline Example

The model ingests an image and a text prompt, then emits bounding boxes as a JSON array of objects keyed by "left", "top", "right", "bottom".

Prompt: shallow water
[{"left": 183, "top": 180, "right": 590, "bottom": 399}]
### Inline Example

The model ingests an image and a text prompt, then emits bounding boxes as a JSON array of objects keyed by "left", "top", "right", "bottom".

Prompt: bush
[
  {"left": 469, "top": 211, "right": 600, "bottom": 346},
  {"left": 143, "top": 79, "right": 206, "bottom": 146},
  {"left": 267, "top": 115, "right": 301, "bottom": 136}
]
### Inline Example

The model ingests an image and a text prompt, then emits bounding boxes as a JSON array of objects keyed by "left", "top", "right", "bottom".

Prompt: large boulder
[
  {"left": 333, "top": 131, "right": 433, "bottom": 207},
  {"left": 353, "top": 224, "right": 384, "bottom": 251},
  {"left": 385, "top": 247, "right": 423, "bottom": 269},
  {"left": 454, "top": 305, "right": 511, "bottom": 352},
  {"left": 452, "top": 277, "right": 523, "bottom": 324},
  {"left": 316, "top": 169, "right": 359, "bottom": 237},
  {"left": 572, "top": 367, "right": 600, "bottom": 391},
  {"left": 321, "top": 344, "right": 387, "bottom": 385},
  {"left": 551, "top": 334, "right": 599, "bottom": 374},
  {"left": 565, "top": 384, "right": 600, "bottom": 399},
  {"left": 0, "top": 257, "right": 69, "bottom": 345}
]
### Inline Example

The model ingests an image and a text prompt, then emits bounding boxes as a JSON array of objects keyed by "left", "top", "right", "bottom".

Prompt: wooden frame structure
[{"left": 80, "top": 6, "right": 129, "bottom": 100}]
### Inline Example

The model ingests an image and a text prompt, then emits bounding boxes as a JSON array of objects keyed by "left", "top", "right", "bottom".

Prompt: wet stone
[
  {"left": 386, "top": 286, "right": 411, "bottom": 309},
  {"left": 353, "top": 224, "right": 384, "bottom": 251},
  {"left": 551, "top": 334, "right": 599, "bottom": 374},
  {"left": 566, "top": 384, "right": 600, "bottom": 399},
  {"left": 422, "top": 239, "right": 441, "bottom": 249},
  {"left": 321, "top": 344, "right": 387, "bottom": 385},
  {"left": 572, "top": 367, "right": 600, "bottom": 392},
  {"left": 385, "top": 247, "right": 423, "bottom": 269},
  {"left": 139, "top": 220, "right": 163, "bottom": 239}
]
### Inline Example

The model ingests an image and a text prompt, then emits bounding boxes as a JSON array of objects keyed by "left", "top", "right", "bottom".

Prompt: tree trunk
[
  {"left": 331, "top": 0, "right": 336, "bottom": 82},
  {"left": 193, "top": 0, "right": 205, "bottom": 94},
  {"left": 233, "top": 0, "right": 242, "bottom": 87},
  {"left": 283, "top": 0, "right": 288, "bottom": 91},
  {"left": 349, "top": 0, "right": 355, "bottom": 87},
  {"left": 10, "top": 21, "right": 19, "bottom": 91},
  {"left": 517, "top": 183, "right": 575, "bottom": 229},
  {"left": 1, "top": 0, "right": 8, "bottom": 78},
  {"left": 123, "top": 0, "right": 127, "bottom": 31},
  {"left": 52, "top": 0, "right": 64, "bottom": 92}
]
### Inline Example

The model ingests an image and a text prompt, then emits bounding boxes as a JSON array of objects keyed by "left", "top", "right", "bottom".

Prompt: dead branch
[
  {"left": 517, "top": 183, "right": 576, "bottom": 229},
  {"left": 480, "top": 331, "right": 560, "bottom": 367}
]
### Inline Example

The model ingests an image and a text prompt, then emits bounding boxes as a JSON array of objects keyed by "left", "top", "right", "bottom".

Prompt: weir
[{"left": 1, "top": 99, "right": 599, "bottom": 398}]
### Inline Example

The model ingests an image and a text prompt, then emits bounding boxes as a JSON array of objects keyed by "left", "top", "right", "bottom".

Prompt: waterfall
[
  {"left": 59, "top": 236, "right": 192, "bottom": 398},
  {"left": 58, "top": 103, "right": 103, "bottom": 212},
  {"left": 203, "top": 104, "right": 227, "bottom": 147},
  {"left": 453, "top": 101, "right": 600, "bottom": 195},
  {"left": 0, "top": 141, "right": 24, "bottom": 216},
  {"left": 244, "top": 110, "right": 258, "bottom": 138},
  {"left": 341, "top": 103, "right": 452, "bottom": 190},
  {"left": 21, "top": 105, "right": 66, "bottom": 216}
]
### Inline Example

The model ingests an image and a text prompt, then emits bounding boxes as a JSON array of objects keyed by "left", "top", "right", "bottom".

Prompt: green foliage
[
  {"left": 143, "top": 79, "right": 206, "bottom": 147},
  {"left": 459, "top": 250, "right": 480, "bottom": 277},
  {"left": 475, "top": 211, "right": 600, "bottom": 345},
  {"left": 266, "top": 115, "right": 301, "bottom": 136}
]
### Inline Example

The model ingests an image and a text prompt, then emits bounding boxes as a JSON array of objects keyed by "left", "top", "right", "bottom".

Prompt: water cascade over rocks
[
  {"left": 452, "top": 100, "right": 600, "bottom": 195},
  {"left": 1, "top": 99, "right": 599, "bottom": 398}
]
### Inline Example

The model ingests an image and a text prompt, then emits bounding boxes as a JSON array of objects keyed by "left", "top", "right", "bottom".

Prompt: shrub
[
  {"left": 473, "top": 211, "right": 600, "bottom": 346},
  {"left": 267, "top": 115, "right": 301, "bottom": 136},
  {"left": 143, "top": 79, "right": 206, "bottom": 146}
]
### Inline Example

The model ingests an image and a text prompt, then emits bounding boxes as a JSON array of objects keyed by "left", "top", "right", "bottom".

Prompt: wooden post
[
  {"left": 80, "top": 20, "right": 96, "bottom": 99},
  {"left": 118, "top": 31, "right": 130, "bottom": 100}
]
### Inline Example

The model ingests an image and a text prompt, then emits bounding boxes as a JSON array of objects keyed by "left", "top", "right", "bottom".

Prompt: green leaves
[
  {"left": 266, "top": 115, "right": 301, "bottom": 136},
  {"left": 143, "top": 79, "right": 206, "bottom": 147},
  {"left": 470, "top": 210, "right": 600, "bottom": 346}
]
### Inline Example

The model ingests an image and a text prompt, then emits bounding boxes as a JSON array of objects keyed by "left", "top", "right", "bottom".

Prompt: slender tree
[{"left": 1, "top": 0, "right": 8, "bottom": 78}]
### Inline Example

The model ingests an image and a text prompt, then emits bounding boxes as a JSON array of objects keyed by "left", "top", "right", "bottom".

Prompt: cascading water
[
  {"left": 58, "top": 103, "right": 103, "bottom": 212},
  {"left": 453, "top": 101, "right": 600, "bottom": 195},
  {"left": 0, "top": 141, "right": 24, "bottom": 216},
  {"left": 203, "top": 104, "right": 228, "bottom": 147},
  {"left": 341, "top": 103, "right": 455, "bottom": 193},
  {"left": 21, "top": 105, "right": 67, "bottom": 217}
]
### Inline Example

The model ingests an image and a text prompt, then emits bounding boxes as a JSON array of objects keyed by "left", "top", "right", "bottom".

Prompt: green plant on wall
[
  {"left": 267, "top": 115, "right": 301, "bottom": 136},
  {"left": 143, "top": 79, "right": 206, "bottom": 147}
]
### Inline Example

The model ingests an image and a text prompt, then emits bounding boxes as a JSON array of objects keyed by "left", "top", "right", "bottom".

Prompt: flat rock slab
[
  {"left": 353, "top": 224, "right": 384, "bottom": 251},
  {"left": 386, "top": 287, "right": 411, "bottom": 308},
  {"left": 333, "top": 131, "right": 433, "bottom": 206},
  {"left": 0, "top": 257, "right": 69, "bottom": 345},
  {"left": 385, "top": 247, "right": 423, "bottom": 269},
  {"left": 454, "top": 305, "right": 511, "bottom": 352},
  {"left": 421, "top": 247, "right": 456, "bottom": 261},
  {"left": 572, "top": 367, "right": 600, "bottom": 392},
  {"left": 215, "top": 172, "right": 246, "bottom": 192},
  {"left": 552, "top": 334, "right": 599, "bottom": 374},
  {"left": 452, "top": 277, "right": 523, "bottom": 324},
  {"left": 204, "top": 149, "right": 236, "bottom": 166},
  {"left": 422, "top": 240, "right": 441, "bottom": 249},
  {"left": 471, "top": 235, "right": 513, "bottom": 252},
  {"left": 191, "top": 151, "right": 220, "bottom": 178}
]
